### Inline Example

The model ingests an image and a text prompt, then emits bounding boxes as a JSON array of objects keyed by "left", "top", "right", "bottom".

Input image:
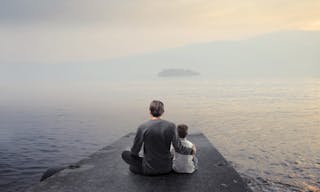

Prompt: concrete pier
[{"left": 26, "top": 133, "right": 252, "bottom": 192}]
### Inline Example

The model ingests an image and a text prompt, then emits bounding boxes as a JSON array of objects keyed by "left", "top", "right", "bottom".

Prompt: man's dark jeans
[{"left": 121, "top": 150, "right": 143, "bottom": 174}]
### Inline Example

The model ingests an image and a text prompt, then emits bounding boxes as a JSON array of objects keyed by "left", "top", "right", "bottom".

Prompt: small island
[{"left": 158, "top": 69, "right": 200, "bottom": 77}]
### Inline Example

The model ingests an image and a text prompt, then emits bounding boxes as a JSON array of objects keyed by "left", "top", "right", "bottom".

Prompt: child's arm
[{"left": 188, "top": 140, "right": 197, "bottom": 157}]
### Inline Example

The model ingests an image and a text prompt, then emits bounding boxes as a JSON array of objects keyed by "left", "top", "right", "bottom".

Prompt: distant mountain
[
  {"left": 158, "top": 69, "right": 199, "bottom": 77},
  {"left": 114, "top": 30, "right": 319, "bottom": 79},
  {"left": 1, "top": 30, "right": 319, "bottom": 82}
]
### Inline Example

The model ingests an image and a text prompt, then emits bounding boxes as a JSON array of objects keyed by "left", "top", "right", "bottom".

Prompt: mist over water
[{"left": 0, "top": 77, "right": 319, "bottom": 192}]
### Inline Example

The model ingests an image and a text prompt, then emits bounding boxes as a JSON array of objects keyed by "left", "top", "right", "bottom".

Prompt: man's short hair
[
  {"left": 149, "top": 100, "right": 164, "bottom": 117},
  {"left": 177, "top": 124, "right": 188, "bottom": 138}
]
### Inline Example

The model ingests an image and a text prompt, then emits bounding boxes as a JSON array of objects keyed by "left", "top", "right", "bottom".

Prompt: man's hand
[{"left": 192, "top": 144, "right": 197, "bottom": 155}]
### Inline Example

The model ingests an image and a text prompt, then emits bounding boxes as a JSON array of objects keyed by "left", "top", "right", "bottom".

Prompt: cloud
[{"left": 1, "top": 0, "right": 318, "bottom": 27}]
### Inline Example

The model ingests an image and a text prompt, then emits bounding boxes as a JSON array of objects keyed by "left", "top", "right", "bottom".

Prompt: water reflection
[{"left": 0, "top": 78, "right": 319, "bottom": 191}]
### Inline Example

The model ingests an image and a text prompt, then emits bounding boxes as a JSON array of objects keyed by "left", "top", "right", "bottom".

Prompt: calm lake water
[{"left": 0, "top": 78, "right": 319, "bottom": 192}]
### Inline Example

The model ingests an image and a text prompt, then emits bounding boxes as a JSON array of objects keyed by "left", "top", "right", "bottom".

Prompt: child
[{"left": 172, "top": 124, "right": 198, "bottom": 173}]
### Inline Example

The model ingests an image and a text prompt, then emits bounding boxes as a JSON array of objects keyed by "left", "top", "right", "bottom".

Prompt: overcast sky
[{"left": 1, "top": 0, "right": 320, "bottom": 64}]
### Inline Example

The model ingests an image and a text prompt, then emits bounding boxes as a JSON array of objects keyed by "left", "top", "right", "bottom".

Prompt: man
[{"left": 121, "top": 100, "right": 196, "bottom": 175}]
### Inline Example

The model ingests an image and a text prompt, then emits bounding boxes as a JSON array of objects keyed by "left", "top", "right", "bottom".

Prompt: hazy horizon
[{"left": 1, "top": 30, "right": 319, "bottom": 83}]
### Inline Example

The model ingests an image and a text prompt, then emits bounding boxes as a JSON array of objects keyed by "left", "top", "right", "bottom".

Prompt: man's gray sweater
[{"left": 131, "top": 119, "right": 193, "bottom": 175}]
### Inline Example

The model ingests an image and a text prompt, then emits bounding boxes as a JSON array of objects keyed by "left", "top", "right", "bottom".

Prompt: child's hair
[{"left": 177, "top": 124, "right": 188, "bottom": 138}]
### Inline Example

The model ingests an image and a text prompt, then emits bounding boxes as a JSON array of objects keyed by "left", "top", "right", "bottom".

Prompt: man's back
[{"left": 142, "top": 119, "right": 174, "bottom": 174}]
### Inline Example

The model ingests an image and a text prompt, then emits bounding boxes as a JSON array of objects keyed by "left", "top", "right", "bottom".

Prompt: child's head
[{"left": 177, "top": 124, "right": 188, "bottom": 138}]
